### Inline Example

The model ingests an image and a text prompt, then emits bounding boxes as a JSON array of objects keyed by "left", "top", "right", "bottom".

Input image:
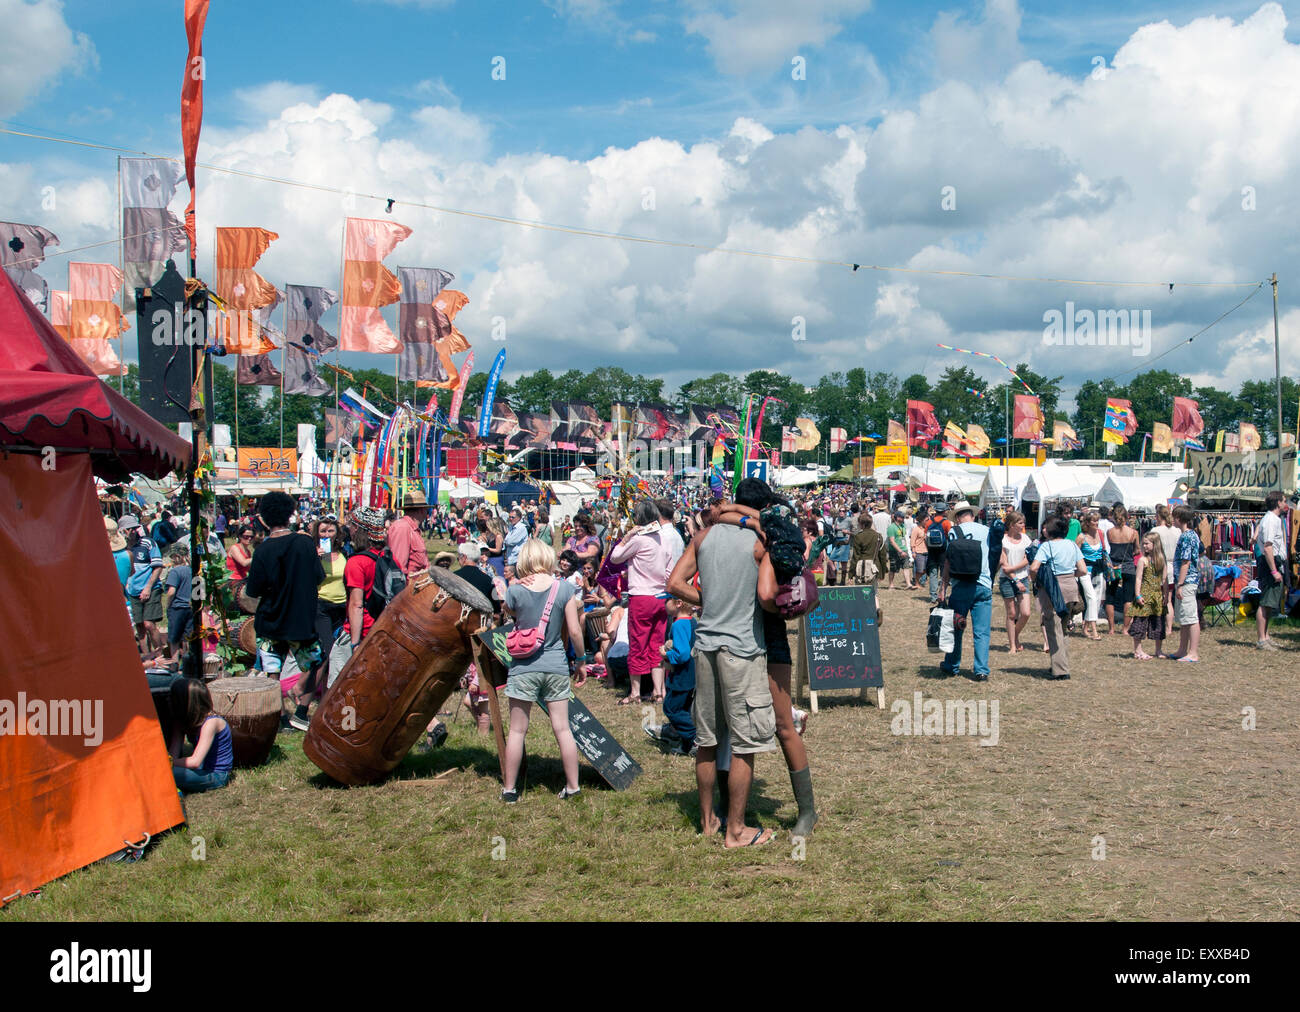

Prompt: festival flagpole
[
  {"left": 115, "top": 156, "right": 125, "bottom": 394},
  {"left": 336, "top": 223, "right": 345, "bottom": 520}
]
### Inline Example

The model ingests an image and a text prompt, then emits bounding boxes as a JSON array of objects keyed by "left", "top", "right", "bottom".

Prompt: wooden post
[{"left": 469, "top": 640, "right": 508, "bottom": 783}]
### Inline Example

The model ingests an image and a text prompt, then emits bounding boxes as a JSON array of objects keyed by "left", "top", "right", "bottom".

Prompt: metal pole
[
  {"left": 1004, "top": 385, "right": 1009, "bottom": 493},
  {"left": 1273, "top": 272, "right": 1284, "bottom": 493}
]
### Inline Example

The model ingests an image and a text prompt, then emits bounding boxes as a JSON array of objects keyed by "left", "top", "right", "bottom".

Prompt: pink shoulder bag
[{"left": 506, "top": 580, "right": 561, "bottom": 658}]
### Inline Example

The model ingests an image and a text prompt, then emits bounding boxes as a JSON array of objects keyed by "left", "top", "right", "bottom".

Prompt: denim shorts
[
  {"left": 998, "top": 575, "right": 1027, "bottom": 599},
  {"left": 505, "top": 669, "right": 573, "bottom": 705}
]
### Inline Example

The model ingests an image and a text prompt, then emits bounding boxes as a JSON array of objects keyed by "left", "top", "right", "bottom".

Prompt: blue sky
[
  {"left": 3, "top": 0, "right": 1298, "bottom": 404},
  {"left": 12, "top": 0, "right": 1291, "bottom": 160}
]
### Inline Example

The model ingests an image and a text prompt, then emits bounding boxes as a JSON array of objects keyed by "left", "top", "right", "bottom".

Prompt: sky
[{"left": 2, "top": 0, "right": 1299, "bottom": 412}]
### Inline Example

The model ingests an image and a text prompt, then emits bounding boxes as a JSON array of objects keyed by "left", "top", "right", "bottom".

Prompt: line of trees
[{"left": 115, "top": 362, "right": 1300, "bottom": 465}]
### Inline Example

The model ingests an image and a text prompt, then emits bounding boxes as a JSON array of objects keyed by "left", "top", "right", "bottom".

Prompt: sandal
[{"left": 617, "top": 695, "right": 642, "bottom": 706}]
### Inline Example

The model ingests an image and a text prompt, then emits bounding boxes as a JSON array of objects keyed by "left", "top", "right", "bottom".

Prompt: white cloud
[
  {"left": 0, "top": 0, "right": 97, "bottom": 118},
  {"left": 931, "top": 0, "right": 1023, "bottom": 83},
  {"left": 683, "top": 0, "right": 874, "bottom": 76}
]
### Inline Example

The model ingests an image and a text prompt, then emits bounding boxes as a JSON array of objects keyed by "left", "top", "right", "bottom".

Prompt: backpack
[
  {"left": 760, "top": 504, "right": 807, "bottom": 583},
  {"left": 946, "top": 528, "right": 984, "bottom": 582},
  {"left": 926, "top": 523, "right": 947, "bottom": 550},
  {"left": 363, "top": 547, "right": 408, "bottom": 619}
]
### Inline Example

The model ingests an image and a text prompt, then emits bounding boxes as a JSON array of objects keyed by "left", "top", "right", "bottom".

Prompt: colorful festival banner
[
  {"left": 181, "top": 0, "right": 209, "bottom": 252},
  {"left": 448, "top": 350, "right": 474, "bottom": 423},
  {"left": 1172, "top": 396, "right": 1204, "bottom": 442},
  {"left": 906, "top": 400, "right": 941, "bottom": 447},
  {"left": 0, "top": 221, "right": 58, "bottom": 312},
  {"left": 478, "top": 348, "right": 507, "bottom": 439},
  {"left": 1013, "top": 394, "right": 1044, "bottom": 440},
  {"left": 1052, "top": 421, "right": 1083, "bottom": 452},
  {"left": 215, "top": 227, "right": 279, "bottom": 355},
  {"left": 341, "top": 217, "right": 412, "bottom": 353},
  {"left": 397, "top": 266, "right": 455, "bottom": 383},
  {"left": 120, "top": 159, "right": 187, "bottom": 311},
  {"left": 68, "top": 262, "right": 128, "bottom": 376}
]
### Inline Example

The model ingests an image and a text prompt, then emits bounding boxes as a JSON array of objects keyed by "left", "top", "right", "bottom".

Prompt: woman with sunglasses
[{"left": 226, "top": 525, "right": 254, "bottom": 580}]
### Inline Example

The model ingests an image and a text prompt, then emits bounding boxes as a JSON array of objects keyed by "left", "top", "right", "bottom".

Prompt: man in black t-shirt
[{"left": 244, "top": 491, "right": 324, "bottom": 729}]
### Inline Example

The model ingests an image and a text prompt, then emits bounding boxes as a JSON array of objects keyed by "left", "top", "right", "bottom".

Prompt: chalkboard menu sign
[
  {"left": 802, "top": 585, "right": 883, "bottom": 691},
  {"left": 475, "top": 626, "right": 642, "bottom": 791},
  {"left": 547, "top": 696, "right": 642, "bottom": 791}
]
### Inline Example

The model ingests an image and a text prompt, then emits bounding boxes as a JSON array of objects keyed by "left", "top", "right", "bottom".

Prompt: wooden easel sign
[{"left": 795, "top": 584, "right": 885, "bottom": 712}]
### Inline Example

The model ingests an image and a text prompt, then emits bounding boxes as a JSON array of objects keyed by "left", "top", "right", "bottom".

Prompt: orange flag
[
  {"left": 49, "top": 289, "right": 70, "bottom": 340},
  {"left": 181, "top": 0, "right": 209, "bottom": 254},
  {"left": 68, "top": 263, "right": 128, "bottom": 376},
  {"left": 215, "top": 227, "right": 279, "bottom": 354},
  {"left": 341, "top": 217, "right": 413, "bottom": 353}
]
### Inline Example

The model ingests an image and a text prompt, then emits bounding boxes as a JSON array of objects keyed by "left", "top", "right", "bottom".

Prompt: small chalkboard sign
[
  {"left": 475, "top": 626, "right": 642, "bottom": 791},
  {"left": 547, "top": 696, "right": 642, "bottom": 791},
  {"left": 798, "top": 585, "right": 884, "bottom": 710}
]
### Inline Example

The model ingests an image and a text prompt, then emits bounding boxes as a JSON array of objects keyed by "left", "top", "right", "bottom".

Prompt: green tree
[{"left": 676, "top": 373, "right": 742, "bottom": 410}]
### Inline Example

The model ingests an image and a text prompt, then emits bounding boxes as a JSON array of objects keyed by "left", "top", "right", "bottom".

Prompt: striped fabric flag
[
  {"left": 68, "top": 262, "right": 128, "bottom": 376},
  {"left": 906, "top": 400, "right": 941, "bottom": 447},
  {"left": 1151, "top": 422, "right": 1174, "bottom": 455},
  {"left": 942, "top": 420, "right": 967, "bottom": 455},
  {"left": 236, "top": 290, "right": 285, "bottom": 386},
  {"left": 47, "top": 289, "right": 70, "bottom": 340},
  {"left": 1104, "top": 398, "right": 1134, "bottom": 444},
  {"left": 1013, "top": 394, "right": 1045, "bottom": 440},
  {"left": 119, "top": 158, "right": 187, "bottom": 311},
  {"left": 1239, "top": 421, "right": 1261, "bottom": 451},
  {"left": 965, "top": 423, "right": 991, "bottom": 456},
  {"left": 1, "top": 222, "right": 59, "bottom": 313},
  {"left": 397, "top": 267, "right": 455, "bottom": 383},
  {"left": 710, "top": 437, "right": 726, "bottom": 497},
  {"left": 283, "top": 284, "right": 338, "bottom": 397},
  {"left": 420, "top": 288, "right": 471, "bottom": 389},
  {"left": 781, "top": 426, "right": 798, "bottom": 453},
  {"left": 1171, "top": 396, "right": 1204, "bottom": 442},
  {"left": 448, "top": 350, "right": 474, "bottom": 423},
  {"left": 829, "top": 427, "right": 847, "bottom": 453},
  {"left": 1052, "top": 421, "right": 1083, "bottom": 451},
  {"left": 215, "top": 227, "right": 279, "bottom": 355},
  {"left": 341, "top": 217, "right": 412, "bottom": 353},
  {"left": 340, "top": 386, "right": 390, "bottom": 428}
]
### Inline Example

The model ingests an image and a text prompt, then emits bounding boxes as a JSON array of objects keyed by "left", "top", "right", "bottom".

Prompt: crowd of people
[{"left": 106, "top": 473, "right": 1286, "bottom": 842}]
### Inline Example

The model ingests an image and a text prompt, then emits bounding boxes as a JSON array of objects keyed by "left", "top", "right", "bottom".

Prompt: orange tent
[{"left": 0, "top": 270, "right": 188, "bottom": 907}]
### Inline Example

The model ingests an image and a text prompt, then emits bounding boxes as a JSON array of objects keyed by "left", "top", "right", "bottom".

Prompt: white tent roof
[
  {"left": 774, "top": 466, "right": 822, "bottom": 487},
  {"left": 547, "top": 480, "right": 601, "bottom": 524},
  {"left": 1021, "top": 466, "right": 1105, "bottom": 503},
  {"left": 447, "top": 478, "right": 489, "bottom": 500},
  {"left": 1094, "top": 475, "right": 1183, "bottom": 509},
  {"left": 976, "top": 465, "right": 1038, "bottom": 507}
]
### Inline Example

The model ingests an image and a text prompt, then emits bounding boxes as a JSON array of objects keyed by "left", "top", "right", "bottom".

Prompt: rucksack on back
[
  {"left": 364, "top": 548, "right": 408, "bottom": 618},
  {"left": 926, "top": 523, "right": 946, "bottom": 550},
  {"left": 945, "top": 529, "right": 984, "bottom": 581},
  {"left": 759, "top": 504, "right": 806, "bottom": 583}
]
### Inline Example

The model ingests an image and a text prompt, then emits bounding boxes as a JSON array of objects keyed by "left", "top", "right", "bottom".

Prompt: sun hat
[
  {"left": 105, "top": 517, "right": 126, "bottom": 552},
  {"left": 118, "top": 513, "right": 142, "bottom": 532}
]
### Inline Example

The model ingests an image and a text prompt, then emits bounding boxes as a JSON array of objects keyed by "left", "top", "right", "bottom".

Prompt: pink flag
[{"left": 449, "top": 350, "right": 474, "bottom": 423}]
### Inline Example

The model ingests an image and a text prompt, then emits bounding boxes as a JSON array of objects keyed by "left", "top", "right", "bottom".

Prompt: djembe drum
[
  {"left": 304, "top": 567, "right": 493, "bottom": 785},
  {"left": 209, "top": 676, "right": 281, "bottom": 767}
]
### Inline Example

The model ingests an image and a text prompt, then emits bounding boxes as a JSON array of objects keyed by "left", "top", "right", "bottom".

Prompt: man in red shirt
[
  {"left": 345, "top": 507, "right": 387, "bottom": 647},
  {"left": 388, "top": 490, "right": 430, "bottom": 575}
]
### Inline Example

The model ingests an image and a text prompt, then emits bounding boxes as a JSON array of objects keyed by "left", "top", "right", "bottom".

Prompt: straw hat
[{"left": 104, "top": 516, "right": 126, "bottom": 552}]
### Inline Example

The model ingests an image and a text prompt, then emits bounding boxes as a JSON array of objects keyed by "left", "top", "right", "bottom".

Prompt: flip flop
[
  {"left": 1176, "top": 656, "right": 1199, "bottom": 663},
  {"left": 736, "top": 827, "right": 773, "bottom": 847}
]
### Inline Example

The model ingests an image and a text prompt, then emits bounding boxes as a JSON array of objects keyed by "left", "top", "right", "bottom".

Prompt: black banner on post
[{"left": 134, "top": 260, "right": 212, "bottom": 427}]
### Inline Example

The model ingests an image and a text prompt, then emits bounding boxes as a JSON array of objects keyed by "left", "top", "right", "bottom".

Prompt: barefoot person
[{"left": 668, "top": 478, "right": 780, "bottom": 848}]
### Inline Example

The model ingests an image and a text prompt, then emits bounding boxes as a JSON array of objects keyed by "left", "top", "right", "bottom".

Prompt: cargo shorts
[{"left": 691, "top": 647, "right": 778, "bottom": 756}]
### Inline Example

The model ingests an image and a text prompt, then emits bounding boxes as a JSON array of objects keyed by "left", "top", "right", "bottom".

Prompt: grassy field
[{"left": 5, "top": 574, "right": 1298, "bottom": 921}]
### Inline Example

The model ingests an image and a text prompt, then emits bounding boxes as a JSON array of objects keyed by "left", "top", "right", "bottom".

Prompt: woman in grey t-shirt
[{"left": 499, "top": 538, "right": 589, "bottom": 802}]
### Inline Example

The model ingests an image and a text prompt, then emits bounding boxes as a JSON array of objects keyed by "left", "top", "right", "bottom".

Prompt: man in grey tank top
[{"left": 668, "top": 478, "right": 779, "bottom": 848}]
